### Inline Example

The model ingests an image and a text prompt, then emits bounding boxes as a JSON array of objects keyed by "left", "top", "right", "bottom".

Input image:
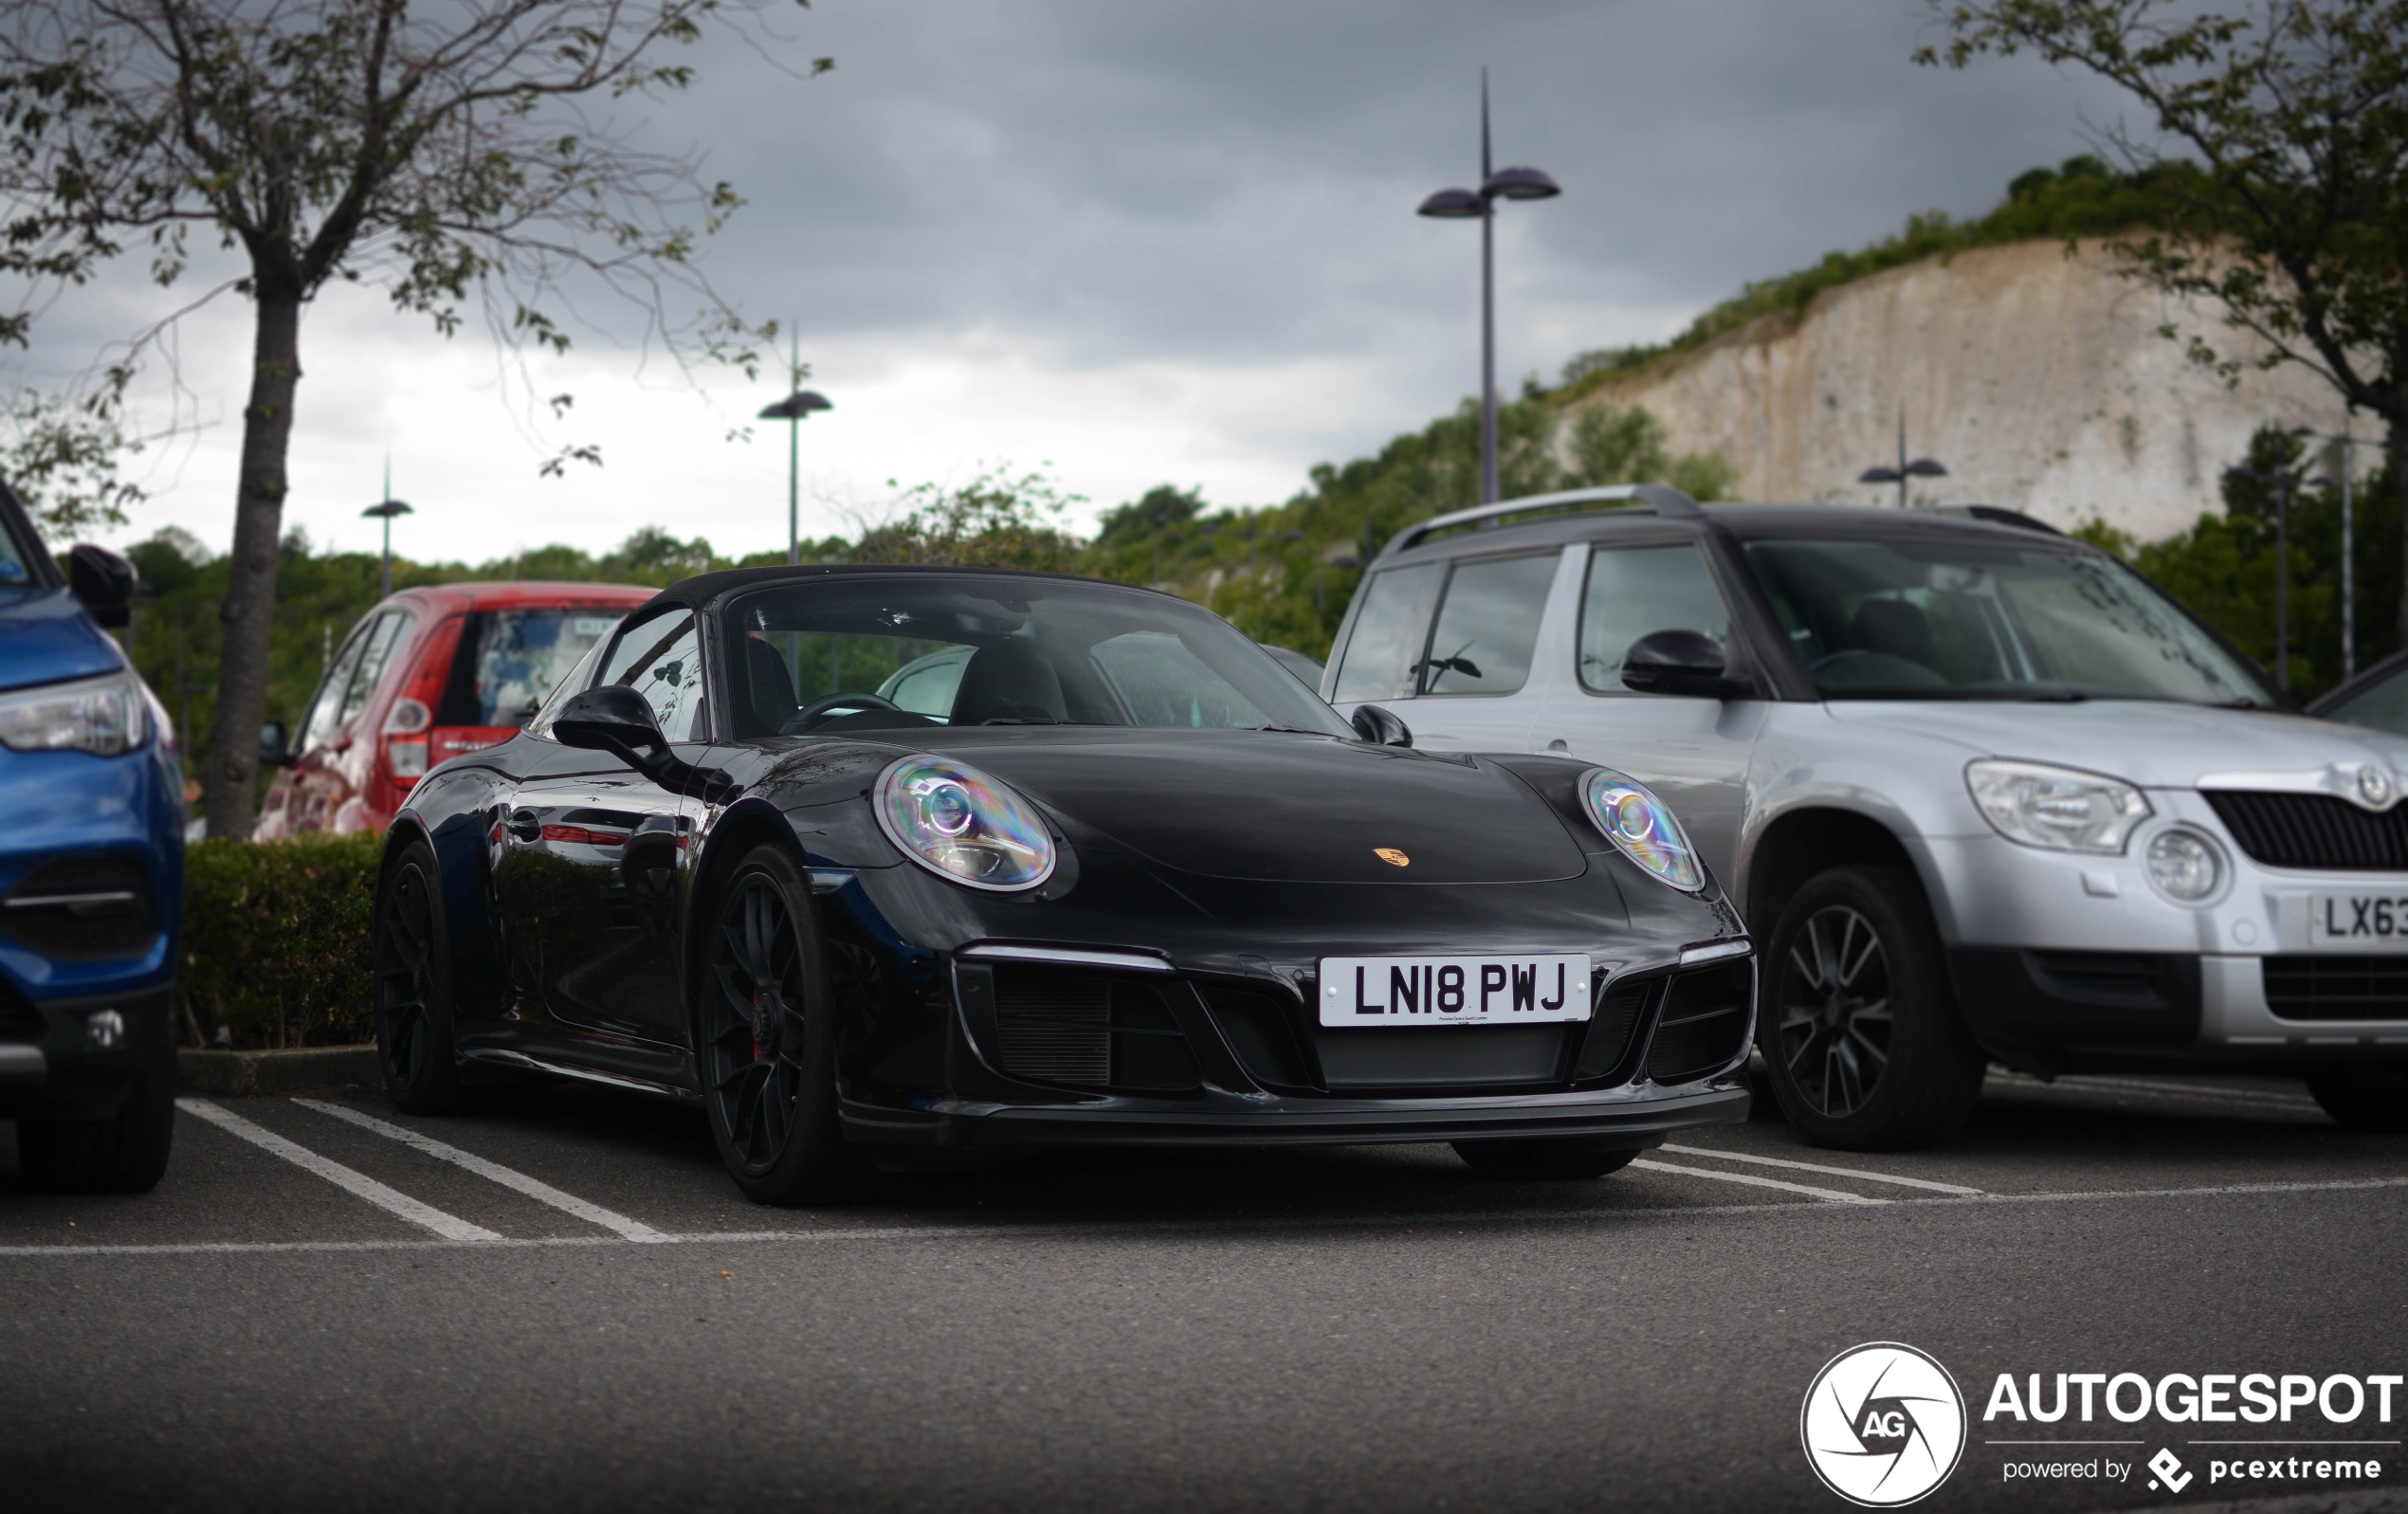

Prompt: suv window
[
  {"left": 600, "top": 611, "right": 705, "bottom": 741},
  {"left": 296, "top": 611, "right": 412, "bottom": 752},
  {"left": 338, "top": 612, "right": 413, "bottom": 727},
  {"left": 1420, "top": 553, "right": 1558, "bottom": 696},
  {"left": 1578, "top": 544, "right": 1732, "bottom": 693},
  {"left": 1331, "top": 564, "right": 1436, "bottom": 702}
]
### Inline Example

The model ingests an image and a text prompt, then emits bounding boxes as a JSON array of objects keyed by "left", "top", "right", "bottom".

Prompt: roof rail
[
  {"left": 1381, "top": 484, "right": 1705, "bottom": 558},
  {"left": 1927, "top": 504, "right": 2065, "bottom": 538}
]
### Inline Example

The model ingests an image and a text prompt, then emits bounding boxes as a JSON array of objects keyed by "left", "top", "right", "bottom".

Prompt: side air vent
[
  {"left": 1646, "top": 959, "right": 1754, "bottom": 1085},
  {"left": 1202, "top": 985, "right": 1319, "bottom": 1091},
  {"left": 989, "top": 967, "right": 1201, "bottom": 1091},
  {"left": 1574, "top": 976, "right": 1652, "bottom": 1082},
  {"left": 0, "top": 853, "right": 158, "bottom": 962}
]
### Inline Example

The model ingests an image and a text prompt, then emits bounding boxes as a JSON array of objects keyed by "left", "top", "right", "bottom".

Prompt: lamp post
[
  {"left": 2291, "top": 421, "right": 2399, "bottom": 679},
  {"left": 1858, "top": 407, "right": 1948, "bottom": 509},
  {"left": 361, "top": 497, "right": 413, "bottom": 598},
  {"left": 2228, "top": 463, "right": 2307, "bottom": 694},
  {"left": 1417, "top": 69, "right": 1561, "bottom": 507},
  {"left": 757, "top": 326, "right": 832, "bottom": 567}
]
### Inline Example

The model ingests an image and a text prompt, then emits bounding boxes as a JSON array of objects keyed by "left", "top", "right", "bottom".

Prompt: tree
[
  {"left": 0, "top": 0, "right": 827, "bottom": 837},
  {"left": 1920, "top": 0, "right": 2408, "bottom": 638},
  {"left": 848, "top": 465, "right": 1085, "bottom": 572}
]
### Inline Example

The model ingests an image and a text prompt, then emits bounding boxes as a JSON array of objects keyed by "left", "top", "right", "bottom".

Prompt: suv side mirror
[
  {"left": 68, "top": 543, "right": 137, "bottom": 629},
  {"left": 1350, "top": 703, "right": 1414, "bottom": 747},
  {"left": 260, "top": 721, "right": 290, "bottom": 767},
  {"left": 554, "top": 685, "right": 671, "bottom": 774},
  {"left": 1621, "top": 629, "right": 1747, "bottom": 699}
]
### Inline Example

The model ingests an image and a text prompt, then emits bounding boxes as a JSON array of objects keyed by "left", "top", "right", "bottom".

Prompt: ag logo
[{"left": 1800, "top": 1341, "right": 1967, "bottom": 1506}]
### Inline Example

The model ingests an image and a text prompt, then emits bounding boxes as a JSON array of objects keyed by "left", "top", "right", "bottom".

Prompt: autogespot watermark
[
  {"left": 1803, "top": 1350, "right": 2402, "bottom": 1504},
  {"left": 1800, "top": 1342, "right": 1969, "bottom": 1506}
]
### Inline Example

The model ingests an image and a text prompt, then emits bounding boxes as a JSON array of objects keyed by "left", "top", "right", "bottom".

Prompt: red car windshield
[{"left": 436, "top": 608, "right": 628, "bottom": 728}]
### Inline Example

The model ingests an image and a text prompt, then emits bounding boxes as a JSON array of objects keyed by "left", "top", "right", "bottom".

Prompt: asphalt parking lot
[{"left": 5, "top": 1070, "right": 2406, "bottom": 1514}]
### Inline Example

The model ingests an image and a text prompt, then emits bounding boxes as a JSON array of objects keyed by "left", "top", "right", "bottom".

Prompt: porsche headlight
[
  {"left": 1965, "top": 758, "right": 2150, "bottom": 854},
  {"left": 1580, "top": 767, "right": 1705, "bottom": 893},
  {"left": 0, "top": 670, "right": 152, "bottom": 757},
  {"left": 874, "top": 754, "right": 1057, "bottom": 892}
]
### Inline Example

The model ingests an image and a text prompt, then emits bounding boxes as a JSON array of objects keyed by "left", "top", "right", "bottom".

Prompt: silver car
[{"left": 1322, "top": 484, "right": 2408, "bottom": 1149}]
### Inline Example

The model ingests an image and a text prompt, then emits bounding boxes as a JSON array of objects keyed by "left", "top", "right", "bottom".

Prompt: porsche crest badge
[{"left": 1374, "top": 848, "right": 1410, "bottom": 867}]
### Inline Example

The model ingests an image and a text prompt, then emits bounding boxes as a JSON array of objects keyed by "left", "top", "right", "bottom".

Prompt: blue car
[{"left": 0, "top": 479, "right": 181, "bottom": 1193}]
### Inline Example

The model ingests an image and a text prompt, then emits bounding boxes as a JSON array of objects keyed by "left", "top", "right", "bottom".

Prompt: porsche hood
[{"left": 936, "top": 732, "right": 1590, "bottom": 885}]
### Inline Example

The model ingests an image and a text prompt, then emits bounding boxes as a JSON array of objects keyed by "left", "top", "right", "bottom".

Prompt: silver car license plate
[
  {"left": 1317, "top": 954, "right": 1591, "bottom": 1027},
  {"left": 2308, "top": 893, "right": 2408, "bottom": 950}
]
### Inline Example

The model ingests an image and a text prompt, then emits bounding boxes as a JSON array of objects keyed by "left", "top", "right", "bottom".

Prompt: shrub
[{"left": 180, "top": 832, "right": 383, "bottom": 1049}]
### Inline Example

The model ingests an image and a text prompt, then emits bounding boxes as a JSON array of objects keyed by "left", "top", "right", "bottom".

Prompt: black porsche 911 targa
[{"left": 374, "top": 566, "right": 1755, "bottom": 1202}]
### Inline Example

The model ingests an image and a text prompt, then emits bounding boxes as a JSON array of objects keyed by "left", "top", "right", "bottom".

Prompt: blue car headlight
[
  {"left": 0, "top": 670, "right": 152, "bottom": 757},
  {"left": 1579, "top": 767, "right": 1705, "bottom": 893},
  {"left": 874, "top": 754, "right": 1057, "bottom": 892}
]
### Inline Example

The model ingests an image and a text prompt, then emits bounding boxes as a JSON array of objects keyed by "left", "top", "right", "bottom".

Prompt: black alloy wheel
[
  {"left": 698, "top": 844, "right": 866, "bottom": 1205},
  {"left": 1776, "top": 903, "right": 1891, "bottom": 1121},
  {"left": 376, "top": 841, "right": 465, "bottom": 1114},
  {"left": 1760, "top": 865, "right": 1986, "bottom": 1151},
  {"left": 2304, "top": 1062, "right": 2408, "bottom": 1133}
]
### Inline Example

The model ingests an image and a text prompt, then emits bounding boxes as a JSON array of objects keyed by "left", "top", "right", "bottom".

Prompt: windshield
[
  {"left": 1742, "top": 537, "right": 2274, "bottom": 706},
  {"left": 726, "top": 575, "right": 1356, "bottom": 739},
  {"left": 436, "top": 608, "right": 627, "bottom": 728}
]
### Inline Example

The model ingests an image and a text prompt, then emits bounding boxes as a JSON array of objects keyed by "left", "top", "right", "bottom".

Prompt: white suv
[{"left": 1322, "top": 484, "right": 2408, "bottom": 1148}]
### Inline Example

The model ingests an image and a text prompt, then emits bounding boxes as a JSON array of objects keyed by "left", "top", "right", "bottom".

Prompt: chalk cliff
[{"left": 1574, "top": 239, "right": 2357, "bottom": 542}]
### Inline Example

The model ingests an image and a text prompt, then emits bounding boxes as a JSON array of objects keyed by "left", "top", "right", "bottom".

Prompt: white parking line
[
  {"left": 175, "top": 1099, "right": 502, "bottom": 1243},
  {"left": 1657, "top": 1143, "right": 1988, "bottom": 1195},
  {"left": 293, "top": 1099, "right": 667, "bottom": 1244},
  {"left": 1630, "top": 1158, "right": 1889, "bottom": 1204}
]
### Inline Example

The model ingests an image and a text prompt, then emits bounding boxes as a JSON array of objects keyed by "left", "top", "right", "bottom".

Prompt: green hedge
[{"left": 181, "top": 832, "right": 383, "bottom": 1049}]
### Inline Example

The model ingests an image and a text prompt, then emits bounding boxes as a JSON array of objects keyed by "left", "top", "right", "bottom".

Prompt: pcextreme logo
[{"left": 1801, "top": 1342, "right": 1970, "bottom": 1507}]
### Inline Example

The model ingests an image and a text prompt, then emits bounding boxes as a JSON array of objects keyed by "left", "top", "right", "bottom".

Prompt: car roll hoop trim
[{"left": 957, "top": 944, "right": 1175, "bottom": 975}]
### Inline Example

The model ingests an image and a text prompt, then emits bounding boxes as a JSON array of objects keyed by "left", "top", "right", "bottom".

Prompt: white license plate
[
  {"left": 1317, "top": 954, "right": 1591, "bottom": 1027},
  {"left": 2308, "top": 893, "right": 2408, "bottom": 949}
]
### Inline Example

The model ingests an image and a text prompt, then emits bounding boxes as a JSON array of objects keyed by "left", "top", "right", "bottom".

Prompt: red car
[{"left": 256, "top": 582, "right": 656, "bottom": 839}]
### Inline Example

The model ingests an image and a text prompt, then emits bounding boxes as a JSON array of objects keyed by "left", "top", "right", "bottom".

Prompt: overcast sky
[{"left": 11, "top": 0, "right": 2137, "bottom": 563}]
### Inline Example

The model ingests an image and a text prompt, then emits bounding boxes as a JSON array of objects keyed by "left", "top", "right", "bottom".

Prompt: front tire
[
  {"left": 2305, "top": 1063, "right": 2408, "bottom": 1133},
  {"left": 698, "top": 844, "right": 866, "bottom": 1206},
  {"left": 17, "top": 1049, "right": 175, "bottom": 1194},
  {"left": 1451, "top": 1139, "right": 1643, "bottom": 1180},
  {"left": 1759, "top": 865, "right": 1985, "bottom": 1151},
  {"left": 376, "top": 841, "right": 465, "bottom": 1115}
]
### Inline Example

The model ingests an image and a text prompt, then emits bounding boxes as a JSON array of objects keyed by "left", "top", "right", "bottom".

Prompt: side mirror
[
  {"left": 68, "top": 543, "right": 137, "bottom": 629},
  {"left": 554, "top": 684, "right": 671, "bottom": 774},
  {"left": 260, "top": 722, "right": 290, "bottom": 767},
  {"left": 1621, "top": 629, "right": 1746, "bottom": 699},
  {"left": 1350, "top": 703, "right": 1414, "bottom": 748}
]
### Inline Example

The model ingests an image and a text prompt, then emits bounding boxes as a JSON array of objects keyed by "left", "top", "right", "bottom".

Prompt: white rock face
[{"left": 1573, "top": 239, "right": 2360, "bottom": 543}]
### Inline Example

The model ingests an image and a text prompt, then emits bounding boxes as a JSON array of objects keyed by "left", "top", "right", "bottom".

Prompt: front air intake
[
  {"left": 1646, "top": 959, "right": 1754, "bottom": 1085},
  {"left": 988, "top": 967, "right": 1201, "bottom": 1091},
  {"left": 0, "top": 853, "right": 158, "bottom": 962}
]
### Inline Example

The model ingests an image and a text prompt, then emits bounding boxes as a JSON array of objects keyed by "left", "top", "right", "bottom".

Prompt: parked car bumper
[{"left": 0, "top": 981, "right": 176, "bottom": 1120}]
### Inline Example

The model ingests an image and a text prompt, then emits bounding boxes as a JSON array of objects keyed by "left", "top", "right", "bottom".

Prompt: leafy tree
[
  {"left": 848, "top": 465, "right": 1085, "bottom": 572},
  {"left": 1919, "top": 0, "right": 2408, "bottom": 642},
  {"left": 0, "top": 0, "right": 827, "bottom": 838}
]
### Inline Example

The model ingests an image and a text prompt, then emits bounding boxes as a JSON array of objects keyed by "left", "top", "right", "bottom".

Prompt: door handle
[{"left": 506, "top": 811, "right": 540, "bottom": 843}]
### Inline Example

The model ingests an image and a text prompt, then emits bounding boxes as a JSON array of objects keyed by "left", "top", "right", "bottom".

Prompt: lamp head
[
  {"left": 361, "top": 499, "right": 414, "bottom": 520},
  {"left": 758, "top": 390, "right": 833, "bottom": 421},
  {"left": 1858, "top": 467, "right": 1903, "bottom": 484},
  {"left": 1482, "top": 166, "right": 1560, "bottom": 200},
  {"left": 1905, "top": 459, "right": 1949, "bottom": 478},
  {"left": 1416, "top": 188, "right": 1485, "bottom": 219}
]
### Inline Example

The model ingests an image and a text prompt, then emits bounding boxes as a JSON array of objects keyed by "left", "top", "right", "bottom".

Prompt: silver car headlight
[
  {"left": 1965, "top": 758, "right": 2150, "bottom": 854},
  {"left": 873, "top": 754, "right": 1057, "bottom": 892},
  {"left": 0, "top": 670, "right": 153, "bottom": 757}
]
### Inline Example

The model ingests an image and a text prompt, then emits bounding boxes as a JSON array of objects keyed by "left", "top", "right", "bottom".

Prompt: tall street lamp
[
  {"left": 2292, "top": 421, "right": 2399, "bottom": 680},
  {"left": 758, "top": 326, "right": 832, "bottom": 567},
  {"left": 2228, "top": 462, "right": 2308, "bottom": 694},
  {"left": 361, "top": 497, "right": 413, "bottom": 598},
  {"left": 1858, "top": 407, "right": 1948, "bottom": 510},
  {"left": 1418, "top": 69, "right": 1560, "bottom": 507}
]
